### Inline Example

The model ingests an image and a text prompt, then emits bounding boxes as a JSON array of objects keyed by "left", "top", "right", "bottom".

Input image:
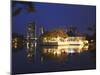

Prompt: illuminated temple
[
  {"left": 42, "top": 36, "right": 88, "bottom": 45},
  {"left": 12, "top": 23, "right": 89, "bottom": 50}
]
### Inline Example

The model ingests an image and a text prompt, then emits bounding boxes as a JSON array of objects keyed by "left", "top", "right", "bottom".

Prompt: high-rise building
[
  {"left": 27, "top": 22, "right": 35, "bottom": 39},
  {"left": 26, "top": 22, "right": 36, "bottom": 49},
  {"left": 26, "top": 22, "right": 36, "bottom": 63}
]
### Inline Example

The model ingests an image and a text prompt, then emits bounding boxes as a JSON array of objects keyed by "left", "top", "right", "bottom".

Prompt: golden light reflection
[{"left": 42, "top": 44, "right": 89, "bottom": 58}]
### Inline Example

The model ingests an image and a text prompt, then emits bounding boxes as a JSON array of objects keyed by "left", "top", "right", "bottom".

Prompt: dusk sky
[{"left": 12, "top": 1, "right": 96, "bottom": 34}]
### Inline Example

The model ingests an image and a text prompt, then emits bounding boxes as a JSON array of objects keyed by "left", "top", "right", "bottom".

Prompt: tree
[
  {"left": 12, "top": 1, "right": 35, "bottom": 16},
  {"left": 67, "top": 26, "right": 78, "bottom": 36},
  {"left": 87, "top": 24, "right": 96, "bottom": 41}
]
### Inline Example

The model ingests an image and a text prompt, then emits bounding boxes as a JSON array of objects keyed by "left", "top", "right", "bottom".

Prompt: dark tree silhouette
[
  {"left": 67, "top": 26, "right": 78, "bottom": 36},
  {"left": 87, "top": 24, "right": 96, "bottom": 41},
  {"left": 12, "top": 1, "right": 35, "bottom": 16}
]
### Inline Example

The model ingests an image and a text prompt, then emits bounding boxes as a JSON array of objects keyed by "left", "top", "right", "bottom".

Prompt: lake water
[{"left": 12, "top": 44, "right": 96, "bottom": 74}]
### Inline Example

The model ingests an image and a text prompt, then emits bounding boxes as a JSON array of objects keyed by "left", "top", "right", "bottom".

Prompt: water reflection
[
  {"left": 41, "top": 45, "right": 89, "bottom": 62},
  {"left": 26, "top": 41, "right": 36, "bottom": 63},
  {"left": 13, "top": 39, "right": 89, "bottom": 63},
  {"left": 26, "top": 48, "right": 34, "bottom": 63}
]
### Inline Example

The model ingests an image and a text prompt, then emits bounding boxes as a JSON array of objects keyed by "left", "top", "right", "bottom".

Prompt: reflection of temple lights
[
  {"left": 42, "top": 45, "right": 89, "bottom": 56},
  {"left": 48, "top": 49, "right": 51, "bottom": 53},
  {"left": 84, "top": 45, "right": 89, "bottom": 50},
  {"left": 67, "top": 49, "right": 75, "bottom": 54},
  {"left": 77, "top": 49, "right": 82, "bottom": 53},
  {"left": 53, "top": 51, "right": 56, "bottom": 55},
  {"left": 53, "top": 50, "right": 61, "bottom": 56}
]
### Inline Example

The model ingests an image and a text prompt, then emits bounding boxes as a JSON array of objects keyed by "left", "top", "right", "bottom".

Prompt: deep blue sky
[{"left": 12, "top": 1, "right": 96, "bottom": 35}]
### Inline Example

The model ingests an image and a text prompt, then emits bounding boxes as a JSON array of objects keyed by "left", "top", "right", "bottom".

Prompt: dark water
[{"left": 12, "top": 45, "right": 96, "bottom": 74}]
